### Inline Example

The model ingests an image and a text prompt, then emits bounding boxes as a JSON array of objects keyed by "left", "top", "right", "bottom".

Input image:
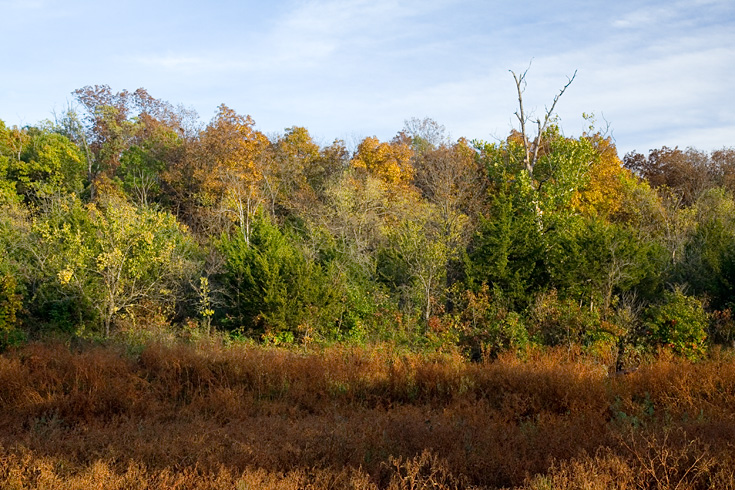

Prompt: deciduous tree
[
  {"left": 31, "top": 194, "right": 196, "bottom": 336},
  {"left": 198, "top": 104, "right": 269, "bottom": 242},
  {"left": 351, "top": 136, "right": 414, "bottom": 187}
]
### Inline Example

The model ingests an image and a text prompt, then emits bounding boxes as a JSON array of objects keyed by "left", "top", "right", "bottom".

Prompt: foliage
[
  {"left": 675, "top": 188, "right": 735, "bottom": 309},
  {"left": 2, "top": 87, "right": 735, "bottom": 359},
  {"left": 572, "top": 132, "right": 632, "bottom": 218},
  {"left": 532, "top": 126, "right": 597, "bottom": 212},
  {"left": 477, "top": 125, "right": 596, "bottom": 217},
  {"left": 624, "top": 146, "right": 715, "bottom": 205},
  {"left": 710, "top": 308, "right": 735, "bottom": 346},
  {"left": 465, "top": 192, "right": 545, "bottom": 308},
  {"left": 72, "top": 85, "right": 188, "bottom": 183},
  {"left": 196, "top": 104, "right": 270, "bottom": 240},
  {"left": 351, "top": 135, "right": 414, "bottom": 187},
  {"left": 117, "top": 124, "right": 182, "bottom": 206},
  {"left": 643, "top": 288, "right": 709, "bottom": 359},
  {"left": 218, "top": 215, "right": 345, "bottom": 340},
  {"left": 30, "top": 194, "right": 196, "bottom": 336},
  {"left": 378, "top": 200, "right": 452, "bottom": 326},
  {"left": 1, "top": 122, "right": 84, "bottom": 204},
  {"left": 545, "top": 217, "right": 661, "bottom": 311},
  {"left": 454, "top": 284, "right": 529, "bottom": 359},
  {"left": 0, "top": 274, "right": 24, "bottom": 350},
  {"left": 12, "top": 127, "right": 86, "bottom": 201},
  {"left": 527, "top": 289, "right": 600, "bottom": 347}
]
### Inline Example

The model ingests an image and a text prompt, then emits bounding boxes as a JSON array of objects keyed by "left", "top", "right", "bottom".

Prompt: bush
[
  {"left": 643, "top": 288, "right": 708, "bottom": 360},
  {"left": 29, "top": 194, "right": 197, "bottom": 337},
  {"left": 0, "top": 274, "right": 24, "bottom": 350},
  {"left": 455, "top": 284, "right": 529, "bottom": 360},
  {"left": 528, "top": 289, "right": 600, "bottom": 348}
]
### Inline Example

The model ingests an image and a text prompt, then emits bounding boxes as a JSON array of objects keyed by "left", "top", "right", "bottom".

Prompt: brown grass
[{"left": 2, "top": 341, "right": 735, "bottom": 488}]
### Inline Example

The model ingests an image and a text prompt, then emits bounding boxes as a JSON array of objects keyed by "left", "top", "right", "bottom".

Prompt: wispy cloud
[
  {"left": 1, "top": 0, "right": 732, "bottom": 153},
  {"left": 612, "top": 6, "right": 677, "bottom": 29}
]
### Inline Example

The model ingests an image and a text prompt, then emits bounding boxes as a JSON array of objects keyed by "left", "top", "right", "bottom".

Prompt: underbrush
[{"left": 2, "top": 340, "right": 735, "bottom": 488}]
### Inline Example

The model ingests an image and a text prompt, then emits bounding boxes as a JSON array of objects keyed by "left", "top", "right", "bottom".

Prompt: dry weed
[{"left": 2, "top": 341, "right": 735, "bottom": 488}]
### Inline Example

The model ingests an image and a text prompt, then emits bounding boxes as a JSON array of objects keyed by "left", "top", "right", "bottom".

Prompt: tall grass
[{"left": 2, "top": 341, "right": 735, "bottom": 488}]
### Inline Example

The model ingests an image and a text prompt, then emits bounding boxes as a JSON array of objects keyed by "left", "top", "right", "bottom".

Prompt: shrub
[
  {"left": 456, "top": 284, "right": 529, "bottom": 360},
  {"left": 29, "top": 194, "right": 197, "bottom": 337},
  {"left": 0, "top": 273, "right": 24, "bottom": 350},
  {"left": 218, "top": 215, "right": 346, "bottom": 342},
  {"left": 710, "top": 308, "right": 735, "bottom": 347},
  {"left": 528, "top": 289, "right": 599, "bottom": 348},
  {"left": 643, "top": 288, "right": 708, "bottom": 360}
]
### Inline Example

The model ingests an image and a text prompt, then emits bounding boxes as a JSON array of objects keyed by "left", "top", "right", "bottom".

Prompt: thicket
[{"left": 1, "top": 86, "right": 734, "bottom": 364}]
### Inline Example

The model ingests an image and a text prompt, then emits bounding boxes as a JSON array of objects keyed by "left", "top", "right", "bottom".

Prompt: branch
[
  {"left": 510, "top": 63, "right": 533, "bottom": 175},
  {"left": 531, "top": 69, "right": 577, "bottom": 168}
]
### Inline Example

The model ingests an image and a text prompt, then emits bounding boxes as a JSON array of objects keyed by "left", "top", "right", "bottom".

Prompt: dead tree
[
  {"left": 510, "top": 65, "right": 577, "bottom": 187},
  {"left": 509, "top": 65, "right": 576, "bottom": 228}
]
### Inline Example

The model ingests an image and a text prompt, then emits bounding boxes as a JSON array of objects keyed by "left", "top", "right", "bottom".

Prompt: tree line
[{"left": 1, "top": 83, "right": 734, "bottom": 364}]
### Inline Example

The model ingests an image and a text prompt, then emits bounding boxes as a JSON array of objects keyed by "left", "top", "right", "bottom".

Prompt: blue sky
[{"left": 1, "top": 0, "right": 733, "bottom": 155}]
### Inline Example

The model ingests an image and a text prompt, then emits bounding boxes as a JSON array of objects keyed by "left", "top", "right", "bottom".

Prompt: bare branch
[
  {"left": 541, "top": 70, "right": 577, "bottom": 135},
  {"left": 510, "top": 65, "right": 533, "bottom": 178},
  {"left": 510, "top": 66, "right": 577, "bottom": 185}
]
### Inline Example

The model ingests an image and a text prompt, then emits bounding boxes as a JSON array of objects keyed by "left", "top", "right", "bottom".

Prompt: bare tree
[
  {"left": 508, "top": 64, "right": 577, "bottom": 229},
  {"left": 510, "top": 65, "right": 577, "bottom": 186}
]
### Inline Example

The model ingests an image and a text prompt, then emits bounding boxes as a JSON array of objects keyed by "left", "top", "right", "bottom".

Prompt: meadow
[{"left": 2, "top": 339, "right": 735, "bottom": 489}]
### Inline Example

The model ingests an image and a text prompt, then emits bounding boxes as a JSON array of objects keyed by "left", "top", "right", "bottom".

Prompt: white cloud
[{"left": 1, "top": 0, "right": 733, "bottom": 153}]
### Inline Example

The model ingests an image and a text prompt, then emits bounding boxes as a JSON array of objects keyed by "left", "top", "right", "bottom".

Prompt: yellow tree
[
  {"left": 32, "top": 194, "right": 194, "bottom": 337},
  {"left": 572, "top": 132, "right": 633, "bottom": 219},
  {"left": 261, "top": 126, "right": 321, "bottom": 216},
  {"left": 350, "top": 136, "right": 414, "bottom": 188},
  {"left": 200, "top": 105, "right": 269, "bottom": 244}
]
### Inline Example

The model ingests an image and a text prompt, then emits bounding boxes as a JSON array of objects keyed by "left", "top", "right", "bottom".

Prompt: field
[{"left": 2, "top": 340, "right": 735, "bottom": 489}]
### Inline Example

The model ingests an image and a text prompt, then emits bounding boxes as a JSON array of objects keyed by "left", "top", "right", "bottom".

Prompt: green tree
[
  {"left": 118, "top": 124, "right": 183, "bottom": 206},
  {"left": 509, "top": 66, "right": 577, "bottom": 186},
  {"left": 0, "top": 274, "right": 24, "bottom": 349},
  {"left": 0, "top": 121, "right": 23, "bottom": 205},
  {"left": 14, "top": 127, "right": 86, "bottom": 201},
  {"left": 218, "top": 215, "right": 345, "bottom": 341},
  {"left": 379, "top": 203, "right": 451, "bottom": 327},
  {"left": 545, "top": 218, "right": 661, "bottom": 313},
  {"left": 676, "top": 188, "right": 735, "bottom": 310},
  {"left": 465, "top": 192, "right": 546, "bottom": 308}
]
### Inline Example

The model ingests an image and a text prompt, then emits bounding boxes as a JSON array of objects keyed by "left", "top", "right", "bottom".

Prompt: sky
[{"left": 1, "top": 0, "right": 733, "bottom": 156}]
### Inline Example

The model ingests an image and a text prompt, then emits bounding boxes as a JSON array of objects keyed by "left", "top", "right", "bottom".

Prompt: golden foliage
[
  {"left": 572, "top": 134, "right": 632, "bottom": 218},
  {"left": 351, "top": 136, "right": 415, "bottom": 187},
  {"left": 198, "top": 104, "right": 269, "bottom": 205}
]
